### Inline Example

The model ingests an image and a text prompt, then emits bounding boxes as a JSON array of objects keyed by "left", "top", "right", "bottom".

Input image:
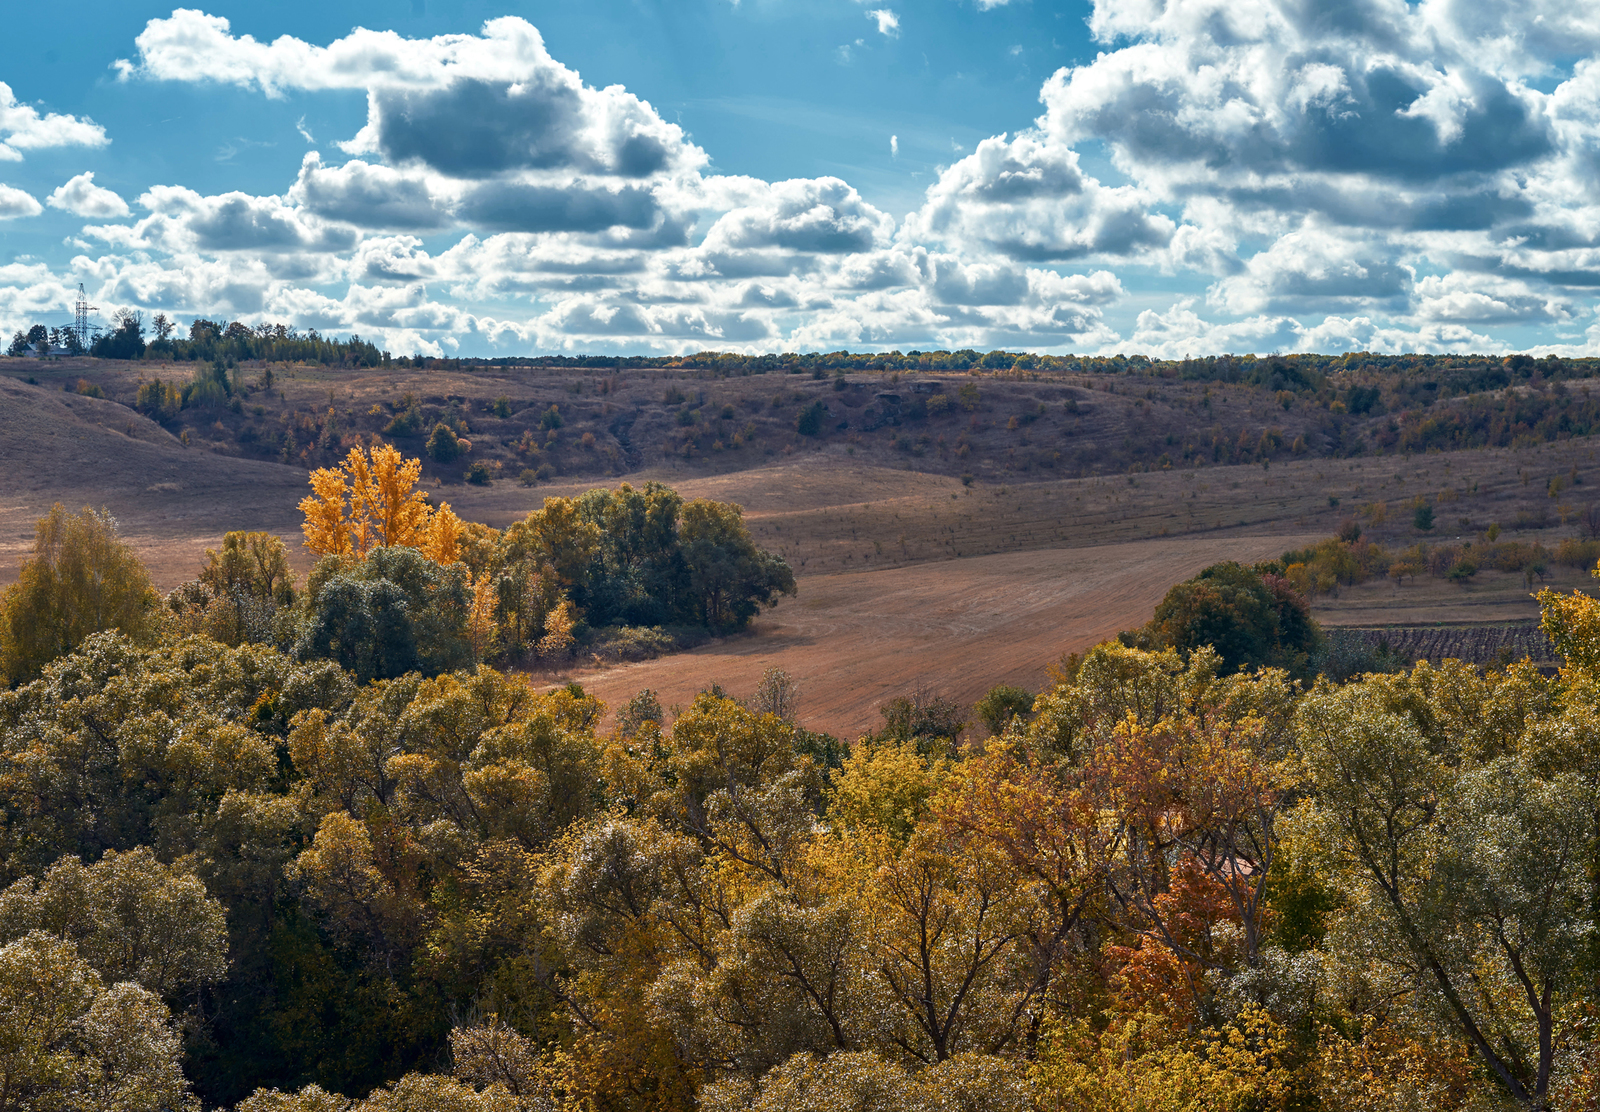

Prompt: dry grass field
[{"left": 6, "top": 356, "right": 1600, "bottom": 739}]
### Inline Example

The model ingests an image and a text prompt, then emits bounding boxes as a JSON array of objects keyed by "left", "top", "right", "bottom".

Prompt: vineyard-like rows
[{"left": 1326, "top": 621, "right": 1559, "bottom": 669}]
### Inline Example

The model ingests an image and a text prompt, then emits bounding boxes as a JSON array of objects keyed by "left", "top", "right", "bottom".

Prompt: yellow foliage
[
  {"left": 423, "top": 503, "right": 465, "bottom": 566},
  {"left": 1031, "top": 1007, "right": 1301, "bottom": 1112},
  {"left": 347, "top": 443, "right": 431, "bottom": 550},
  {"left": 299, "top": 444, "right": 469, "bottom": 568},
  {"left": 537, "top": 599, "right": 577, "bottom": 659},
  {"left": 300, "top": 467, "right": 353, "bottom": 559},
  {"left": 1314, "top": 1020, "right": 1475, "bottom": 1111},
  {"left": 466, "top": 571, "right": 500, "bottom": 662},
  {"left": 827, "top": 737, "right": 948, "bottom": 842}
]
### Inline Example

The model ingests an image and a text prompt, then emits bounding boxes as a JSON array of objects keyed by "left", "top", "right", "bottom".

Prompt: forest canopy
[{"left": 6, "top": 458, "right": 1600, "bottom": 1110}]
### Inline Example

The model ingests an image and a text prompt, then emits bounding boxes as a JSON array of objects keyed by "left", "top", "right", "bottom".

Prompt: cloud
[
  {"left": 0, "top": 83, "right": 108, "bottom": 161},
  {"left": 701, "top": 177, "right": 895, "bottom": 257},
  {"left": 289, "top": 154, "right": 450, "bottom": 231},
  {"left": 907, "top": 133, "right": 1173, "bottom": 260},
  {"left": 40, "top": 3, "right": 1600, "bottom": 356},
  {"left": 120, "top": 12, "right": 705, "bottom": 182},
  {"left": 0, "top": 183, "right": 42, "bottom": 219},
  {"left": 47, "top": 172, "right": 130, "bottom": 219},
  {"left": 132, "top": 185, "right": 358, "bottom": 255},
  {"left": 1207, "top": 228, "right": 1413, "bottom": 315}
]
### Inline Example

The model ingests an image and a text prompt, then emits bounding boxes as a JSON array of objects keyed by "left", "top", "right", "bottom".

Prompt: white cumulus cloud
[
  {"left": 47, "top": 172, "right": 130, "bottom": 219},
  {"left": 0, "top": 183, "right": 41, "bottom": 219},
  {"left": 0, "top": 83, "right": 107, "bottom": 162}
]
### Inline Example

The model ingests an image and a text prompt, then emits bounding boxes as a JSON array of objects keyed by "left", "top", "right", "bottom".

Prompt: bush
[
  {"left": 1413, "top": 503, "right": 1435, "bottom": 531},
  {"left": 796, "top": 400, "right": 826, "bottom": 436},
  {"left": 518, "top": 468, "right": 540, "bottom": 487},
  {"left": 539, "top": 404, "right": 564, "bottom": 430},
  {"left": 427, "top": 422, "right": 462, "bottom": 462},
  {"left": 384, "top": 396, "right": 425, "bottom": 435},
  {"left": 975, "top": 684, "right": 1034, "bottom": 735},
  {"left": 465, "top": 460, "right": 492, "bottom": 485}
]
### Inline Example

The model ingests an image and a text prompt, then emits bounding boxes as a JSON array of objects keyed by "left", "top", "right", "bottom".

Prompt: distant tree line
[{"left": 7, "top": 311, "right": 387, "bottom": 367}]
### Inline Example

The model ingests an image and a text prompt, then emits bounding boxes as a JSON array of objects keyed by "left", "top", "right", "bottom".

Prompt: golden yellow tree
[
  {"left": 422, "top": 503, "right": 465, "bottom": 565},
  {"left": 300, "top": 444, "right": 467, "bottom": 566},
  {"left": 466, "top": 571, "right": 499, "bottom": 662},
  {"left": 347, "top": 444, "right": 431, "bottom": 550},
  {"left": 300, "top": 468, "right": 353, "bottom": 558}
]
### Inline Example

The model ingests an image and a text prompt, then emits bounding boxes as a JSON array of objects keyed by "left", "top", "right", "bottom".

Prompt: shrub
[
  {"left": 975, "top": 684, "right": 1034, "bottom": 735},
  {"left": 539, "top": 404, "right": 564, "bottom": 430},
  {"left": 384, "top": 395, "right": 425, "bottom": 435},
  {"left": 1413, "top": 503, "right": 1435, "bottom": 531},
  {"left": 1557, "top": 538, "right": 1600, "bottom": 568},
  {"left": 465, "top": 460, "right": 492, "bottom": 485},
  {"left": 518, "top": 468, "right": 540, "bottom": 487},
  {"left": 491, "top": 396, "right": 512, "bottom": 418},
  {"left": 427, "top": 422, "right": 462, "bottom": 462},
  {"left": 796, "top": 400, "right": 825, "bottom": 436}
]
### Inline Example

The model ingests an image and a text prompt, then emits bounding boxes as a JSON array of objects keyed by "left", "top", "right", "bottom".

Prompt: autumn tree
[
  {"left": 169, "top": 530, "right": 298, "bottom": 646},
  {"left": 0, "top": 932, "right": 197, "bottom": 1111},
  {"left": 300, "top": 444, "right": 459, "bottom": 562},
  {"left": 0, "top": 504, "right": 159, "bottom": 686},
  {"left": 1294, "top": 656, "right": 1597, "bottom": 1107}
]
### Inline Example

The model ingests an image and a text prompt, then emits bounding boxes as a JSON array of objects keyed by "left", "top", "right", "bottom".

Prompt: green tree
[
  {"left": 89, "top": 310, "right": 146, "bottom": 360},
  {"left": 1412, "top": 502, "right": 1435, "bottom": 531},
  {"left": 973, "top": 684, "right": 1033, "bottom": 736},
  {"left": 0, "top": 847, "right": 229, "bottom": 1022},
  {"left": 1134, "top": 562, "right": 1320, "bottom": 677},
  {"left": 426, "top": 423, "right": 461, "bottom": 462},
  {"left": 679, "top": 499, "right": 796, "bottom": 629},
  {"left": 1294, "top": 662, "right": 1595, "bottom": 1108},
  {"left": 292, "top": 547, "right": 472, "bottom": 683},
  {"left": 0, "top": 504, "right": 159, "bottom": 687},
  {"left": 0, "top": 931, "right": 197, "bottom": 1111},
  {"left": 796, "top": 401, "right": 826, "bottom": 437}
]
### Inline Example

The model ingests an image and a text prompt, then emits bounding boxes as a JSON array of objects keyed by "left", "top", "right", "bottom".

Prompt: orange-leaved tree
[{"left": 300, "top": 444, "right": 461, "bottom": 564}]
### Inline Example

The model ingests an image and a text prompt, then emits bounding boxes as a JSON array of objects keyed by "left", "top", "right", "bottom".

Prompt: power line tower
[{"left": 73, "top": 283, "right": 97, "bottom": 347}]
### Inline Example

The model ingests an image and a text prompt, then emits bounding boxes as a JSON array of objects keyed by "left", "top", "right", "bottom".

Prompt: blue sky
[{"left": 1, "top": 0, "right": 1599, "bottom": 357}]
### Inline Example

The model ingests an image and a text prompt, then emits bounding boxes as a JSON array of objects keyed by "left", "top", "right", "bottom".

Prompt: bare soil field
[
  {"left": 554, "top": 536, "right": 1318, "bottom": 740},
  {"left": 6, "top": 359, "right": 1600, "bottom": 736}
]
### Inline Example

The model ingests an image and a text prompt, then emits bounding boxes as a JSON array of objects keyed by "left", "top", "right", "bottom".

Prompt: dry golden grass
[{"left": 6, "top": 360, "right": 1600, "bottom": 738}]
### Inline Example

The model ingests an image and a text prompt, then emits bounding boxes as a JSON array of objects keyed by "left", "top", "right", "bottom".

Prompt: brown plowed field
[
  {"left": 7, "top": 364, "right": 1600, "bottom": 739},
  {"left": 558, "top": 535, "right": 1318, "bottom": 740}
]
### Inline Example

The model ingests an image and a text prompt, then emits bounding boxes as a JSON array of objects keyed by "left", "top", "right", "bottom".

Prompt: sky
[{"left": 1, "top": 0, "right": 1599, "bottom": 358}]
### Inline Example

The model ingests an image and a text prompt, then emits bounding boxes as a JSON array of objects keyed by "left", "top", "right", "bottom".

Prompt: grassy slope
[{"left": 5, "top": 355, "right": 1599, "bottom": 737}]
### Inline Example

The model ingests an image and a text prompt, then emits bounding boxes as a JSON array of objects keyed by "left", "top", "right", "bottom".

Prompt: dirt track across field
[{"left": 561, "top": 534, "right": 1319, "bottom": 740}]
